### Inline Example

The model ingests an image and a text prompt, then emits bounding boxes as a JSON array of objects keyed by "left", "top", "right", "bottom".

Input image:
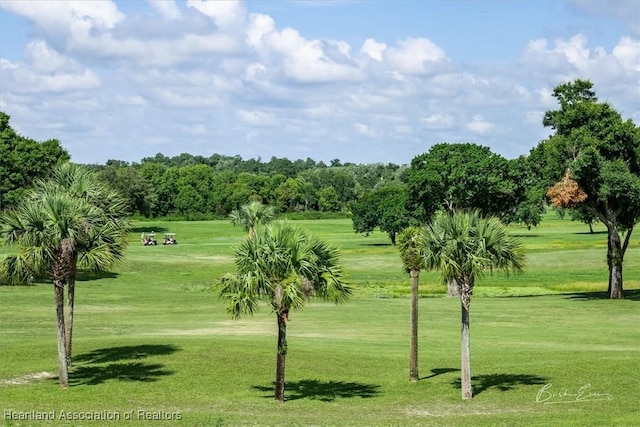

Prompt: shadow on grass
[
  {"left": 71, "top": 362, "right": 174, "bottom": 386},
  {"left": 564, "top": 290, "right": 640, "bottom": 301},
  {"left": 253, "top": 379, "right": 381, "bottom": 402},
  {"left": 359, "top": 242, "right": 392, "bottom": 247},
  {"left": 451, "top": 373, "right": 548, "bottom": 396},
  {"left": 512, "top": 234, "right": 541, "bottom": 238},
  {"left": 75, "top": 344, "right": 180, "bottom": 364},
  {"left": 574, "top": 230, "right": 607, "bottom": 235},
  {"left": 75, "top": 270, "right": 119, "bottom": 282},
  {"left": 420, "top": 367, "right": 459, "bottom": 380},
  {"left": 70, "top": 344, "right": 179, "bottom": 386}
]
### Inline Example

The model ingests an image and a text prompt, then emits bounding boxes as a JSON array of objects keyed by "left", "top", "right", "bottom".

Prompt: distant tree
[
  {"left": 98, "top": 164, "right": 157, "bottom": 217},
  {"left": 569, "top": 206, "right": 599, "bottom": 234},
  {"left": 229, "top": 201, "right": 276, "bottom": 236},
  {"left": 406, "top": 143, "right": 541, "bottom": 228},
  {"left": 351, "top": 182, "right": 414, "bottom": 245},
  {"left": 0, "top": 111, "right": 70, "bottom": 210},
  {"left": 274, "top": 177, "right": 302, "bottom": 212},
  {"left": 538, "top": 79, "right": 640, "bottom": 299},
  {"left": 219, "top": 221, "right": 351, "bottom": 401},
  {"left": 318, "top": 186, "right": 341, "bottom": 212},
  {"left": 397, "top": 226, "right": 424, "bottom": 382},
  {"left": 420, "top": 211, "right": 524, "bottom": 399}
]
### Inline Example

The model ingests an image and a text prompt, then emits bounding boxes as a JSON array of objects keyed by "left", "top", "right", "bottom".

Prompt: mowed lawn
[{"left": 0, "top": 213, "right": 639, "bottom": 426}]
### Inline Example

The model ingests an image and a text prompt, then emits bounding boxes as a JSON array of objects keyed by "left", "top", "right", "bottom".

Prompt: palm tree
[
  {"left": 34, "top": 163, "right": 128, "bottom": 367},
  {"left": 0, "top": 164, "right": 128, "bottom": 387},
  {"left": 0, "top": 189, "right": 96, "bottom": 387},
  {"left": 219, "top": 221, "right": 351, "bottom": 401},
  {"left": 229, "top": 201, "right": 276, "bottom": 237},
  {"left": 397, "top": 226, "right": 423, "bottom": 382},
  {"left": 420, "top": 211, "right": 524, "bottom": 399}
]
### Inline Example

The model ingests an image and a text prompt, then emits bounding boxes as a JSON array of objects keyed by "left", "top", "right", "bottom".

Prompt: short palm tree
[
  {"left": 219, "top": 221, "right": 351, "bottom": 401},
  {"left": 229, "top": 201, "right": 276, "bottom": 236},
  {"left": 420, "top": 211, "right": 524, "bottom": 399},
  {"left": 397, "top": 226, "right": 424, "bottom": 382}
]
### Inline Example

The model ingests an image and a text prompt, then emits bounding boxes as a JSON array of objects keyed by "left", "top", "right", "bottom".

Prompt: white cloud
[
  {"left": 613, "top": 37, "right": 640, "bottom": 72},
  {"left": 1, "top": 0, "right": 124, "bottom": 35},
  {"left": 467, "top": 115, "right": 495, "bottom": 134},
  {"left": 261, "top": 26, "right": 363, "bottom": 83},
  {"left": 3, "top": 41, "right": 100, "bottom": 93},
  {"left": 148, "top": 0, "right": 181, "bottom": 20},
  {"left": 384, "top": 37, "right": 448, "bottom": 75},
  {"left": 420, "top": 113, "right": 454, "bottom": 129},
  {"left": 354, "top": 122, "right": 379, "bottom": 137},
  {"left": 186, "top": 0, "right": 246, "bottom": 30},
  {"left": 360, "top": 38, "right": 387, "bottom": 61}
]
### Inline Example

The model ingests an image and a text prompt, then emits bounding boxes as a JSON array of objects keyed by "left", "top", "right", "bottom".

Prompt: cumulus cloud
[
  {"left": 0, "top": 0, "right": 637, "bottom": 165},
  {"left": 187, "top": 0, "right": 246, "bottom": 30},
  {"left": 3, "top": 40, "right": 100, "bottom": 93},
  {"left": 384, "top": 37, "right": 448, "bottom": 75},
  {"left": 360, "top": 38, "right": 387, "bottom": 61}
]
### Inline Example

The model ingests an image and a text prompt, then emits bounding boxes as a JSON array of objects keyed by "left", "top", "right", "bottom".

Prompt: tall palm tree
[
  {"left": 33, "top": 163, "right": 128, "bottom": 367},
  {"left": 397, "top": 226, "right": 423, "bottom": 382},
  {"left": 229, "top": 201, "right": 276, "bottom": 237},
  {"left": 0, "top": 164, "right": 128, "bottom": 387},
  {"left": 219, "top": 221, "right": 351, "bottom": 401},
  {"left": 0, "top": 189, "right": 98, "bottom": 388},
  {"left": 420, "top": 211, "right": 524, "bottom": 399}
]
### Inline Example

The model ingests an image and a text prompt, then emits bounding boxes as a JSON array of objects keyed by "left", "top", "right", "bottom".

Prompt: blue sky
[{"left": 1, "top": 0, "right": 638, "bottom": 165}]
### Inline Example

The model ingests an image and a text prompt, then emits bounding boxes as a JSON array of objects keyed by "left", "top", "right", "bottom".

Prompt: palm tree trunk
[
  {"left": 409, "top": 269, "right": 419, "bottom": 382},
  {"left": 275, "top": 310, "right": 288, "bottom": 402},
  {"left": 460, "top": 285, "right": 472, "bottom": 400},
  {"left": 606, "top": 222, "right": 624, "bottom": 299},
  {"left": 65, "top": 252, "right": 78, "bottom": 366},
  {"left": 54, "top": 281, "right": 69, "bottom": 388}
]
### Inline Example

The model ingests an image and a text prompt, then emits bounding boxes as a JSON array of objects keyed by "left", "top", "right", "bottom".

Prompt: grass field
[{"left": 1, "top": 213, "right": 639, "bottom": 426}]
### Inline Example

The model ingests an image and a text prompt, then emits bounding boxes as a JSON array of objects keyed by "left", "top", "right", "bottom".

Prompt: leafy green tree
[
  {"left": 351, "top": 182, "right": 414, "bottom": 245},
  {"left": 98, "top": 163, "right": 157, "bottom": 217},
  {"left": 420, "top": 211, "right": 524, "bottom": 399},
  {"left": 318, "top": 185, "right": 341, "bottom": 212},
  {"left": 397, "top": 226, "right": 424, "bottom": 382},
  {"left": 406, "top": 143, "right": 541, "bottom": 228},
  {"left": 274, "top": 177, "right": 302, "bottom": 212},
  {"left": 539, "top": 79, "right": 640, "bottom": 299},
  {"left": 0, "top": 111, "right": 70, "bottom": 210},
  {"left": 229, "top": 201, "right": 276, "bottom": 236},
  {"left": 219, "top": 221, "right": 351, "bottom": 401}
]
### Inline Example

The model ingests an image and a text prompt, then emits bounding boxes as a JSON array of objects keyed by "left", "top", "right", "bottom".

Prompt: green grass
[{"left": 0, "top": 213, "right": 638, "bottom": 426}]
